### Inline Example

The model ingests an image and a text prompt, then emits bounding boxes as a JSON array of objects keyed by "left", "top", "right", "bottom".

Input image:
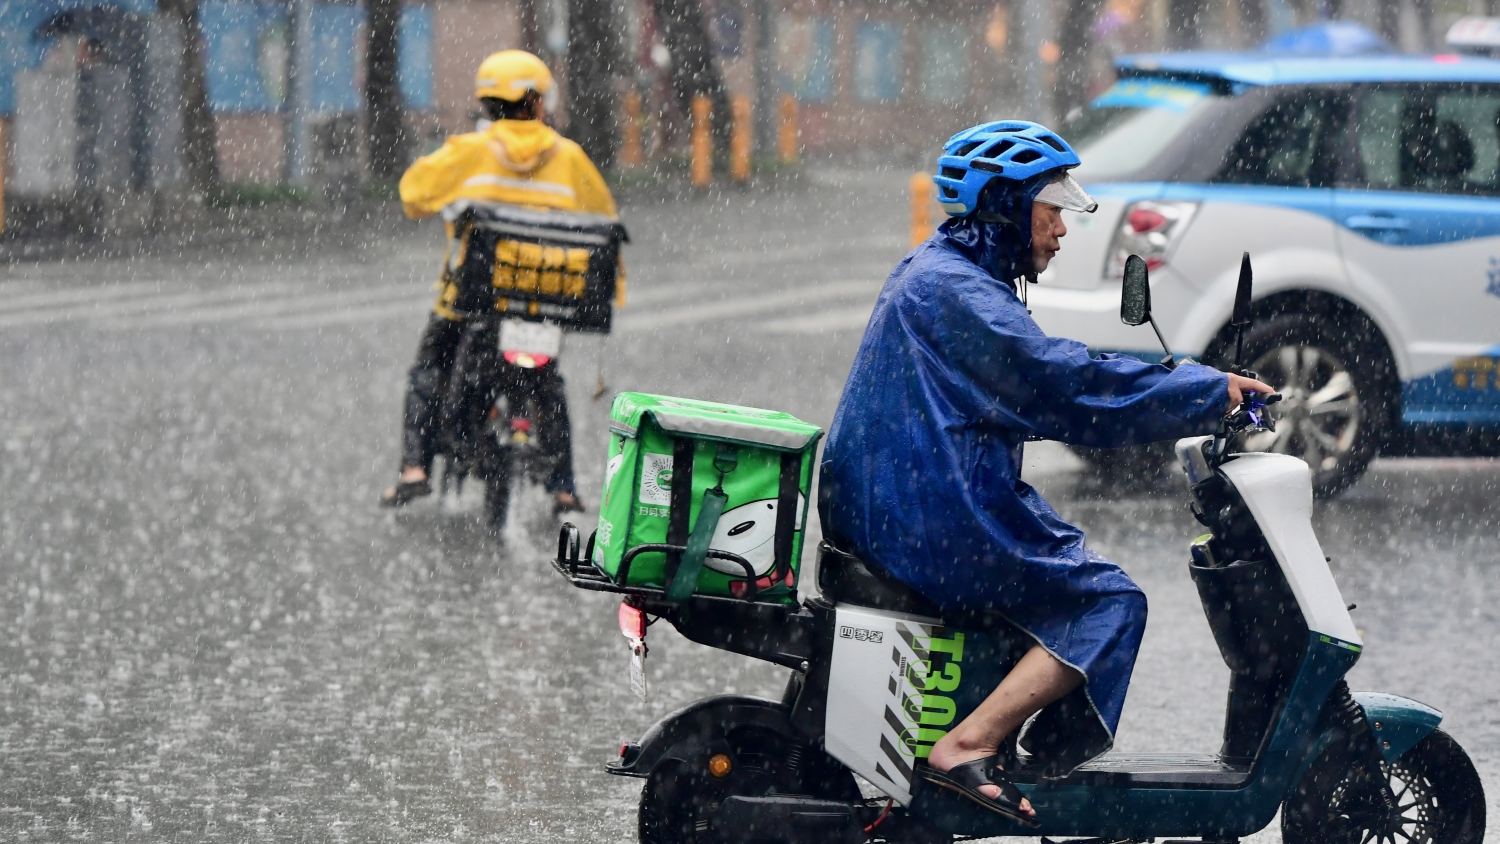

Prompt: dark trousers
[
  {"left": 402, "top": 315, "right": 464, "bottom": 472},
  {"left": 401, "top": 314, "right": 576, "bottom": 495}
]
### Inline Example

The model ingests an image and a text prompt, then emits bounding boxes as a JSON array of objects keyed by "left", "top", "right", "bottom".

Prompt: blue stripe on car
[{"left": 1088, "top": 181, "right": 1500, "bottom": 247}]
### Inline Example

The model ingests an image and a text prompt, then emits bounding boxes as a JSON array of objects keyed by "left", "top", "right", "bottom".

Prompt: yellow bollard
[
  {"left": 691, "top": 95, "right": 713, "bottom": 188},
  {"left": 910, "top": 172, "right": 935, "bottom": 247},
  {"left": 621, "top": 91, "right": 644, "bottom": 169},
  {"left": 730, "top": 96, "right": 752, "bottom": 183},
  {"left": 778, "top": 93, "right": 799, "bottom": 164}
]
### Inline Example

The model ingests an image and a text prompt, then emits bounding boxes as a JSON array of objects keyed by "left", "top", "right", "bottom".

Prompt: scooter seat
[{"left": 815, "top": 541, "right": 943, "bottom": 617}]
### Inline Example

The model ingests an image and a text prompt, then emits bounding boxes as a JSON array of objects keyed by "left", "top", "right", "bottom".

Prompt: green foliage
[{"left": 209, "top": 183, "right": 312, "bottom": 208}]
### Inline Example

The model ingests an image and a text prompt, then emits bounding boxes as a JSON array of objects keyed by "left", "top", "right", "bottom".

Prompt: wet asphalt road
[{"left": 2, "top": 169, "right": 1498, "bottom": 842}]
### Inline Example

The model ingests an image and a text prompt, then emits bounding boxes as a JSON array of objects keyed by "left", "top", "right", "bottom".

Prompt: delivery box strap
[{"left": 665, "top": 443, "right": 740, "bottom": 604}]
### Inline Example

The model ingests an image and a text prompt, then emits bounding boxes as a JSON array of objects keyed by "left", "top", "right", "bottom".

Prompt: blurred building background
[{"left": 0, "top": 0, "right": 1487, "bottom": 227}]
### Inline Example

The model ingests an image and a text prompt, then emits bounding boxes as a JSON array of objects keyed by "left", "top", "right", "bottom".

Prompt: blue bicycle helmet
[{"left": 934, "top": 121, "right": 1083, "bottom": 217}]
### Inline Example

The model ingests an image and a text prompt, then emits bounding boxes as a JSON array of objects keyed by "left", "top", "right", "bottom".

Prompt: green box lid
[{"left": 608, "top": 392, "right": 823, "bottom": 452}]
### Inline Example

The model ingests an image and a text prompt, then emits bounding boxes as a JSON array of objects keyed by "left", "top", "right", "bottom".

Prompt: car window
[
  {"left": 1062, "top": 78, "right": 1224, "bottom": 182},
  {"left": 1349, "top": 84, "right": 1500, "bottom": 195},
  {"left": 1214, "top": 90, "right": 1349, "bottom": 188}
]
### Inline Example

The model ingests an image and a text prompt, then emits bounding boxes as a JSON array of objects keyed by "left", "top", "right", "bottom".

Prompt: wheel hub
[{"left": 1241, "top": 343, "right": 1362, "bottom": 474}]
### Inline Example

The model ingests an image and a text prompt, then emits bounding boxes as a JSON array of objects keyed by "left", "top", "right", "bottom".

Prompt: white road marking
[
  {"left": 0, "top": 280, "right": 173, "bottom": 314},
  {"left": 617, "top": 279, "right": 883, "bottom": 331},
  {"left": 756, "top": 304, "right": 876, "bottom": 334},
  {"left": 249, "top": 299, "right": 429, "bottom": 331},
  {"left": 0, "top": 281, "right": 304, "bottom": 328},
  {"left": 93, "top": 284, "right": 421, "bottom": 330}
]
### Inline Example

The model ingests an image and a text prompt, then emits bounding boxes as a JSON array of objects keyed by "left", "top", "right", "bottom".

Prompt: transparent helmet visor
[{"left": 1034, "top": 171, "right": 1098, "bottom": 213}]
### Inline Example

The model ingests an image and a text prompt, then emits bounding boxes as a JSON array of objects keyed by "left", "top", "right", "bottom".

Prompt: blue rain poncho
[{"left": 819, "top": 200, "right": 1228, "bottom": 771}]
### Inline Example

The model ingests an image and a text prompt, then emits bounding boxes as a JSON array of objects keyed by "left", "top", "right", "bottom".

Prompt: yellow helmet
[{"left": 475, "top": 50, "right": 554, "bottom": 102}]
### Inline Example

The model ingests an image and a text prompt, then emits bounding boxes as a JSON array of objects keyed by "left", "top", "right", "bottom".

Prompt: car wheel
[{"left": 1220, "top": 313, "right": 1393, "bottom": 499}]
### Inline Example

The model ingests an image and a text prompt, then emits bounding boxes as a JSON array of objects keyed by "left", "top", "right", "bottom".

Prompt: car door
[
  {"left": 1334, "top": 83, "right": 1500, "bottom": 424},
  {"left": 1162, "top": 86, "right": 1350, "bottom": 334}
]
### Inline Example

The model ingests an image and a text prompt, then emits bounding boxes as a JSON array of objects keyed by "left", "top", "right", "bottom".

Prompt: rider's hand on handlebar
[{"left": 1226, "top": 373, "right": 1276, "bottom": 412}]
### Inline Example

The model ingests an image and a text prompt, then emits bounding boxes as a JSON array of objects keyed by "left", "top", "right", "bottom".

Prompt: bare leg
[{"left": 927, "top": 644, "right": 1084, "bottom": 816}]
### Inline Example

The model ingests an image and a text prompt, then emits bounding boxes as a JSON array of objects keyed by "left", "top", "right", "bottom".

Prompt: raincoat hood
[
  {"left": 940, "top": 171, "right": 1051, "bottom": 286},
  {"left": 484, "top": 119, "right": 560, "bottom": 173}
]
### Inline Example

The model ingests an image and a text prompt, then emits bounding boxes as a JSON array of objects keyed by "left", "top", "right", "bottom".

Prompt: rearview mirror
[
  {"left": 1120, "top": 254, "right": 1151, "bottom": 326},
  {"left": 1232, "top": 252, "right": 1253, "bottom": 328}
]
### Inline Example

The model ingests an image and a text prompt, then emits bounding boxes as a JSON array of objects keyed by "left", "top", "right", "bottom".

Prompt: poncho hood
[
  {"left": 485, "top": 119, "right": 560, "bottom": 173},
  {"left": 939, "top": 171, "right": 1052, "bottom": 287}
]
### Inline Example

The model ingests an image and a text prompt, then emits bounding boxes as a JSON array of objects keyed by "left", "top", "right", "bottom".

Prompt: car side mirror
[{"left": 1120, "top": 254, "right": 1152, "bottom": 326}]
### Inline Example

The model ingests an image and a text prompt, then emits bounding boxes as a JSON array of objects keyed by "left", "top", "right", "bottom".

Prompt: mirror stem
[{"left": 1149, "top": 316, "right": 1176, "bottom": 369}]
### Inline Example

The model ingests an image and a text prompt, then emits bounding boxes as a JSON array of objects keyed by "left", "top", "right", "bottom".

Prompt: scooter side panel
[
  {"left": 1355, "top": 691, "right": 1442, "bottom": 763},
  {"left": 1219, "top": 453, "right": 1362, "bottom": 645},
  {"left": 823, "top": 605, "right": 947, "bottom": 805},
  {"left": 823, "top": 605, "right": 1012, "bottom": 806}
]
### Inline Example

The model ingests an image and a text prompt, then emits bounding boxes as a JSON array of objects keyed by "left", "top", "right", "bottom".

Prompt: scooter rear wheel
[
  {"left": 1281, "top": 728, "right": 1485, "bottom": 844},
  {"left": 637, "top": 724, "right": 862, "bottom": 844}
]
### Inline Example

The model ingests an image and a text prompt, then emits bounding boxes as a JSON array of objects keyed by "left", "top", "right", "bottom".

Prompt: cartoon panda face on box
[{"left": 705, "top": 494, "right": 805, "bottom": 577}]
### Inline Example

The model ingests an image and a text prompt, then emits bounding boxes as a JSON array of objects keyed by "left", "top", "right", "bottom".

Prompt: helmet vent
[
  {"left": 987, "top": 140, "right": 1015, "bottom": 157},
  {"left": 971, "top": 160, "right": 1005, "bottom": 174},
  {"left": 1012, "top": 149, "right": 1042, "bottom": 165},
  {"left": 1039, "top": 134, "right": 1066, "bottom": 152},
  {"left": 956, "top": 142, "right": 982, "bottom": 156},
  {"left": 940, "top": 166, "right": 966, "bottom": 180}
]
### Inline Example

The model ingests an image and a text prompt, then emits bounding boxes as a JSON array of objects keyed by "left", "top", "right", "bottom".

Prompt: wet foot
[{"left": 380, "top": 468, "right": 431, "bottom": 507}]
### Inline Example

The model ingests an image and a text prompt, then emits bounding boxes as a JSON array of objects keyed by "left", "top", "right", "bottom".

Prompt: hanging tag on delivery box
[{"left": 619, "top": 602, "right": 648, "bottom": 703}]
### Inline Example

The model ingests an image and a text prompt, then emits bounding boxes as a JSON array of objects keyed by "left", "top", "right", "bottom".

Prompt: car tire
[{"left": 1214, "top": 312, "right": 1395, "bottom": 499}]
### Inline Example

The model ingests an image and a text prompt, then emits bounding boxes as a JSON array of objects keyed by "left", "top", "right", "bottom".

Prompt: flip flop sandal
[
  {"left": 919, "top": 754, "right": 1039, "bottom": 828},
  {"left": 380, "top": 479, "right": 432, "bottom": 508}
]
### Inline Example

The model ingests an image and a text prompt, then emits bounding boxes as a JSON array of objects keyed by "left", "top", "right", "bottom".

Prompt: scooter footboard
[
  {"left": 1354, "top": 692, "right": 1442, "bottom": 763},
  {"left": 606, "top": 694, "right": 791, "bottom": 778}
]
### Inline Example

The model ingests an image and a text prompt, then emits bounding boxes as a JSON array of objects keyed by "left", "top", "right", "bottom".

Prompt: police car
[{"left": 1034, "top": 52, "right": 1500, "bottom": 497}]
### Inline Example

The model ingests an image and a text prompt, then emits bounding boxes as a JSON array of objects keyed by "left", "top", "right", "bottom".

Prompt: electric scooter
[
  {"left": 552, "top": 255, "right": 1486, "bottom": 844},
  {"left": 443, "top": 314, "right": 570, "bottom": 532}
]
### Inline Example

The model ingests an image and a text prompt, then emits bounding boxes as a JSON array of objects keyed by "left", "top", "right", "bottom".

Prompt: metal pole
[
  {"left": 753, "top": 0, "right": 774, "bottom": 155},
  {"left": 286, "top": 0, "right": 313, "bottom": 185},
  {"left": 1015, "top": 0, "right": 1048, "bottom": 124}
]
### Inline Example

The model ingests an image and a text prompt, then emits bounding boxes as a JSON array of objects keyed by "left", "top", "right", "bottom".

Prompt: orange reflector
[{"left": 708, "top": 753, "right": 732, "bottom": 778}]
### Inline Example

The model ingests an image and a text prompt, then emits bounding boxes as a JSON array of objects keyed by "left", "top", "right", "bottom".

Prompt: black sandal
[
  {"left": 379, "top": 479, "right": 432, "bottom": 508},
  {"left": 919, "top": 754, "right": 1039, "bottom": 828}
]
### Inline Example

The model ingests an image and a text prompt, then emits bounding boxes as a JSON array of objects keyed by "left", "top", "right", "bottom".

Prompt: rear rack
[
  {"left": 552, "top": 524, "right": 821, "bottom": 670},
  {"left": 552, "top": 523, "right": 762, "bottom": 602}
]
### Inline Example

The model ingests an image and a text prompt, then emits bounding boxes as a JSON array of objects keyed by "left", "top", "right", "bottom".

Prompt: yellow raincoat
[{"left": 399, "top": 120, "right": 622, "bottom": 320}]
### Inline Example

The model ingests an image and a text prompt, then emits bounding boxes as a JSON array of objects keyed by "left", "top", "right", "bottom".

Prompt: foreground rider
[
  {"left": 818, "top": 122, "right": 1271, "bottom": 824},
  {"left": 381, "top": 50, "right": 619, "bottom": 513}
]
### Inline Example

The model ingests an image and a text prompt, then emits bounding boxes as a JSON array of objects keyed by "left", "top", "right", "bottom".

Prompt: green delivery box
[{"left": 594, "top": 393, "right": 823, "bottom": 603}]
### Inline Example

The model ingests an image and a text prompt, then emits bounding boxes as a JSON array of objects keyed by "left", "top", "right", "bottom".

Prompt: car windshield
[{"left": 1062, "top": 77, "right": 1225, "bottom": 182}]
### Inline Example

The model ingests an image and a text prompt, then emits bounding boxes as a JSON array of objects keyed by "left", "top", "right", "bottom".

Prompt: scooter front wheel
[{"left": 1282, "top": 728, "right": 1485, "bottom": 844}]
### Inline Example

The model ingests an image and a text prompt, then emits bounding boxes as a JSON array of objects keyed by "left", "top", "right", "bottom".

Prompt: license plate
[
  {"left": 499, "top": 319, "right": 562, "bottom": 357},
  {"left": 629, "top": 643, "right": 648, "bottom": 702}
]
